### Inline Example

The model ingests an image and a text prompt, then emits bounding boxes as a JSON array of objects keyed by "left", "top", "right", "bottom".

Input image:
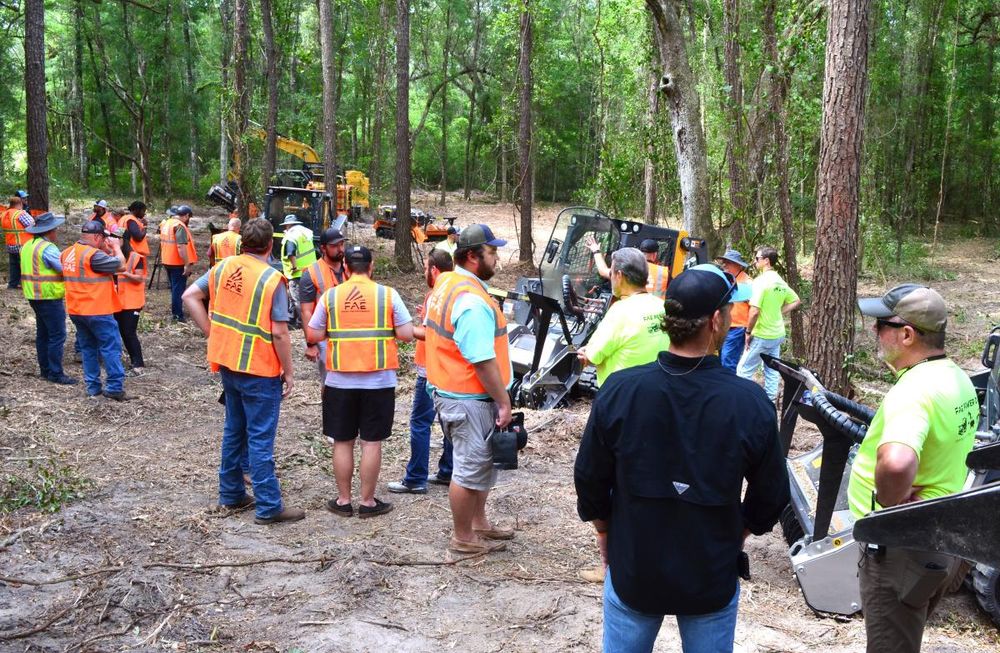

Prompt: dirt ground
[{"left": 1, "top": 193, "right": 998, "bottom": 652}]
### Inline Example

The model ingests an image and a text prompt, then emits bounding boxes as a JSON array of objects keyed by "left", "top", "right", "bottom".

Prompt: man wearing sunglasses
[{"left": 851, "top": 284, "right": 977, "bottom": 653}]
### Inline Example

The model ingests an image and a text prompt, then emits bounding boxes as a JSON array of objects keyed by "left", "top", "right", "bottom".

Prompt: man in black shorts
[{"left": 305, "top": 245, "right": 414, "bottom": 518}]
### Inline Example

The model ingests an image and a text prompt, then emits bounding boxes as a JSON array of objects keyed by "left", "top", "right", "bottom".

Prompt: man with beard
[
  {"left": 851, "top": 284, "right": 977, "bottom": 653},
  {"left": 575, "top": 264, "right": 788, "bottom": 652},
  {"left": 301, "top": 228, "right": 349, "bottom": 378},
  {"left": 425, "top": 224, "right": 514, "bottom": 554},
  {"left": 387, "top": 248, "right": 455, "bottom": 494}
]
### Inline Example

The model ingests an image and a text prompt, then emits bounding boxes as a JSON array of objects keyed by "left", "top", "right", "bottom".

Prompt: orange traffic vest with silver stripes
[
  {"left": 159, "top": 218, "right": 198, "bottom": 266},
  {"left": 118, "top": 213, "right": 150, "bottom": 257},
  {"left": 60, "top": 242, "right": 122, "bottom": 316},
  {"left": 414, "top": 293, "right": 431, "bottom": 369},
  {"left": 646, "top": 262, "right": 670, "bottom": 299},
  {"left": 91, "top": 212, "right": 118, "bottom": 232},
  {"left": 425, "top": 271, "right": 511, "bottom": 395},
  {"left": 323, "top": 276, "right": 398, "bottom": 372},
  {"left": 207, "top": 255, "right": 284, "bottom": 377},
  {"left": 730, "top": 270, "right": 751, "bottom": 328},
  {"left": 2, "top": 208, "right": 31, "bottom": 248},
  {"left": 211, "top": 231, "right": 241, "bottom": 261},
  {"left": 306, "top": 259, "right": 345, "bottom": 298},
  {"left": 117, "top": 252, "right": 146, "bottom": 311}
]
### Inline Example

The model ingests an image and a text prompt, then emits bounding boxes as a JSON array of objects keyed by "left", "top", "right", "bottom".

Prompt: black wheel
[
  {"left": 573, "top": 367, "right": 599, "bottom": 398},
  {"left": 972, "top": 564, "right": 1000, "bottom": 626},
  {"left": 779, "top": 503, "right": 805, "bottom": 546}
]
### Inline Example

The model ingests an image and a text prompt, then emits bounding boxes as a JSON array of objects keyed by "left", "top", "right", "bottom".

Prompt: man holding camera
[{"left": 425, "top": 224, "right": 514, "bottom": 555}]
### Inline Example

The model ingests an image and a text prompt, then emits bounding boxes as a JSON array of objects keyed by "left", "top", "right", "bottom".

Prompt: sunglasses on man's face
[{"left": 875, "top": 318, "right": 923, "bottom": 334}]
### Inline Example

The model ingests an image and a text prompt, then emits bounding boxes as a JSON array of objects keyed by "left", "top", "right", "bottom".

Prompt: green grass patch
[{"left": 1, "top": 458, "right": 93, "bottom": 515}]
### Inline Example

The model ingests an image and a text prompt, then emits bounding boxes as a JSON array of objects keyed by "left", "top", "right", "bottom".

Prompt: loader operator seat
[{"left": 562, "top": 274, "right": 586, "bottom": 319}]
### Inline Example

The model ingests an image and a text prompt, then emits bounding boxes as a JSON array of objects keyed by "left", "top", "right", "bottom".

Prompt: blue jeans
[
  {"left": 603, "top": 572, "right": 740, "bottom": 653},
  {"left": 7, "top": 251, "right": 21, "bottom": 288},
  {"left": 28, "top": 299, "right": 67, "bottom": 379},
  {"left": 219, "top": 369, "right": 284, "bottom": 518},
  {"left": 404, "top": 375, "right": 453, "bottom": 486},
  {"left": 736, "top": 335, "right": 784, "bottom": 402},
  {"left": 70, "top": 314, "right": 124, "bottom": 395},
  {"left": 165, "top": 265, "right": 186, "bottom": 320},
  {"left": 720, "top": 327, "right": 745, "bottom": 372}
]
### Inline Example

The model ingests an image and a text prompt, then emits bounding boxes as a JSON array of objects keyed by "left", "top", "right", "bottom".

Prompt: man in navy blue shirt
[{"left": 575, "top": 264, "right": 789, "bottom": 653}]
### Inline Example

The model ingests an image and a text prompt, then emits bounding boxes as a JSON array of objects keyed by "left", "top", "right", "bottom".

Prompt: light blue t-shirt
[
  {"left": 40, "top": 241, "right": 62, "bottom": 272},
  {"left": 308, "top": 283, "right": 412, "bottom": 389},
  {"left": 429, "top": 266, "right": 513, "bottom": 400}
]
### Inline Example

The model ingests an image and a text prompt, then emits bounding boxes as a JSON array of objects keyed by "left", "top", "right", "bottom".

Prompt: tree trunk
[
  {"left": 438, "top": 0, "right": 453, "bottom": 206},
  {"left": 160, "top": 3, "right": 174, "bottom": 198},
  {"left": 645, "top": 0, "right": 715, "bottom": 250},
  {"left": 499, "top": 135, "right": 508, "bottom": 203},
  {"left": 517, "top": 1, "right": 533, "bottom": 263},
  {"left": 806, "top": 0, "right": 873, "bottom": 395},
  {"left": 643, "top": 56, "right": 660, "bottom": 223},
  {"left": 25, "top": 0, "right": 49, "bottom": 210},
  {"left": 261, "top": 0, "right": 279, "bottom": 188},
  {"left": 319, "top": 0, "right": 338, "bottom": 179},
  {"left": 220, "top": 0, "right": 233, "bottom": 183},
  {"left": 722, "top": 0, "right": 746, "bottom": 244},
  {"left": 232, "top": 0, "right": 251, "bottom": 221},
  {"left": 932, "top": 7, "right": 960, "bottom": 250},
  {"left": 394, "top": 0, "right": 414, "bottom": 269},
  {"left": 369, "top": 0, "right": 391, "bottom": 204},
  {"left": 182, "top": 1, "right": 200, "bottom": 192},
  {"left": 72, "top": 0, "right": 88, "bottom": 189}
]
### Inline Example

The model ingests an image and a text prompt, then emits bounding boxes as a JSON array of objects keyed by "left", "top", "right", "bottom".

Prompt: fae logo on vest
[
  {"left": 62, "top": 248, "right": 77, "bottom": 274},
  {"left": 343, "top": 286, "right": 367, "bottom": 311},
  {"left": 224, "top": 267, "right": 244, "bottom": 295}
]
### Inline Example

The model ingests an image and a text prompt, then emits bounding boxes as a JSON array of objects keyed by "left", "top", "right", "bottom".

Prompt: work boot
[
  {"left": 254, "top": 507, "right": 306, "bottom": 525},
  {"left": 103, "top": 390, "right": 133, "bottom": 402},
  {"left": 48, "top": 375, "right": 78, "bottom": 385},
  {"left": 215, "top": 495, "right": 255, "bottom": 512},
  {"left": 578, "top": 565, "right": 605, "bottom": 583}
]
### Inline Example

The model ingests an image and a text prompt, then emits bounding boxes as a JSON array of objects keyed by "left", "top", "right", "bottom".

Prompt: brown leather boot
[{"left": 254, "top": 507, "right": 306, "bottom": 525}]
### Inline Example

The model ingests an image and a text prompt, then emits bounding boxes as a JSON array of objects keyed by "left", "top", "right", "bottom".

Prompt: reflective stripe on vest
[
  {"left": 20, "top": 237, "right": 64, "bottom": 300},
  {"left": 730, "top": 271, "right": 751, "bottom": 328},
  {"left": 324, "top": 277, "right": 398, "bottom": 372},
  {"left": 60, "top": 243, "right": 121, "bottom": 316},
  {"left": 425, "top": 271, "right": 511, "bottom": 395},
  {"left": 207, "top": 255, "right": 283, "bottom": 376},
  {"left": 117, "top": 252, "right": 146, "bottom": 310},
  {"left": 212, "top": 231, "right": 241, "bottom": 260},
  {"left": 306, "top": 260, "right": 343, "bottom": 296},
  {"left": 119, "top": 214, "right": 150, "bottom": 257},
  {"left": 646, "top": 263, "right": 670, "bottom": 299},
  {"left": 2, "top": 208, "right": 31, "bottom": 248},
  {"left": 159, "top": 218, "right": 198, "bottom": 266},
  {"left": 280, "top": 227, "right": 317, "bottom": 279}
]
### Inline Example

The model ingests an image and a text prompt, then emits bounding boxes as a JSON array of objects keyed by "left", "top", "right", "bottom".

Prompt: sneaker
[
  {"left": 387, "top": 481, "right": 428, "bottom": 494},
  {"left": 254, "top": 507, "right": 305, "bottom": 525},
  {"left": 325, "top": 498, "right": 353, "bottom": 517},
  {"left": 86, "top": 391, "right": 103, "bottom": 400},
  {"left": 429, "top": 475, "right": 451, "bottom": 486},
  {"left": 48, "top": 375, "right": 78, "bottom": 385},
  {"left": 103, "top": 390, "right": 132, "bottom": 402},
  {"left": 125, "top": 367, "right": 146, "bottom": 378},
  {"left": 358, "top": 498, "right": 394, "bottom": 519}
]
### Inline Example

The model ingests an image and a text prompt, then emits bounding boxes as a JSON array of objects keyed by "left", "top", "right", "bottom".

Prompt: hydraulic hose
[
  {"left": 822, "top": 391, "right": 876, "bottom": 425},
  {"left": 810, "top": 391, "right": 869, "bottom": 445}
]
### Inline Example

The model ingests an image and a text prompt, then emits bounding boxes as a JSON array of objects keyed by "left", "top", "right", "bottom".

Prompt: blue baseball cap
[
  {"left": 458, "top": 224, "right": 506, "bottom": 248},
  {"left": 665, "top": 264, "right": 751, "bottom": 319}
]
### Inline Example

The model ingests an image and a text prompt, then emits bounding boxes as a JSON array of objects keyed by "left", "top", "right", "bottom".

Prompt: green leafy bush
[{"left": 1, "top": 459, "right": 93, "bottom": 514}]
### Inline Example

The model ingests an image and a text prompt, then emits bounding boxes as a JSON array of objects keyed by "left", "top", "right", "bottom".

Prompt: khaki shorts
[{"left": 433, "top": 394, "right": 497, "bottom": 491}]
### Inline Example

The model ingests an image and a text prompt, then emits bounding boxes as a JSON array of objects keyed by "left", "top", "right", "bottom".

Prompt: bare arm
[
  {"left": 745, "top": 306, "right": 760, "bottom": 341},
  {"left": 305, "top": 323, "right": 326, "bottom": 345},
  {"left": 412, "top": 324, "right": 426, "bottom": 341},
  {"left": 874, "top": 443, "right": 920, "bottom": 507},
  {"left": 271, "top": 321, "right": 294, "bottom": 397},
  {"left": 182, "top": 284, "right": 211, "bottom": 337},
  {"left": 584, "top": 234, "right": 611, "bottom": 280},
  {"left": 394, "top": 322, "right": 414, "bottom": 342},
  {"left": 782, "top": 299, "right": 802, "bottom": 315},
  {"left": 472, "top": 358, "right": 512, "bottom": 428}
]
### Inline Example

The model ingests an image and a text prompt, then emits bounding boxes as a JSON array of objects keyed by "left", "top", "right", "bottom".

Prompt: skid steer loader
[
  {"left": 763, "top": 329, "right": 1000, "bottom": 627},
  {"left": 493, "top": 206, "right": 708, "bottom": 409}
]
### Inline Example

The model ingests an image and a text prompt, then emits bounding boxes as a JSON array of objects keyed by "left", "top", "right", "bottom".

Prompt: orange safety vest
[
  {"left": 2, "top": 207, "right": 32, "bottom": 248},
  {"left": 425, "top": 271, "right": 511, "bottom": 395},
  {"left": 90, "top": 212, "right": 118, "bottom": 232},
  {"left": 159, "top": 218, "right": 198, "bottom": 266},
  {"left": 207, "top": 255, "right": 284, "bottom": 377},
  {"left": 118, "top": 213, "right": 150, "bottom": 257},
  {"left": 117, "top": 252, "right": 146, "bottom": 311},
  {"left": 323, "top": 276, "right": 399, "bottom": 372},
  {"left": 60, "top": 242, "right": 122, "bottom": 316},
  {"left": 305, "top": 259, "right": 345, "bottom": 298},
  {"left": 730, "top": 270, "right": 751, "bottom": 328},
  {"left": 646, "top": 262, "right": 670, "bottom": 299},
  {"left": 414, "top": 293, "right": 431, "bottom": 370},
  {"left": 211, "top": 231, "right": 241, "bottom": 262}
]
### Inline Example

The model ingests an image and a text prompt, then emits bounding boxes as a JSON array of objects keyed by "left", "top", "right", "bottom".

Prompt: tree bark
[
  {"left": 261, "top": 0, "right": 279, "bottom": 188},
  {"left": 438, "top": 0, "right": 453, "bottom": 206},
  {"left": 722, "top": 0, "right": 746, "bottom": 244},
  {"left": 645, "top": 0, "right": 715, "bottom": 250},
  {"left": 319, "top": 0, "right": 338, "bottom": 178},
  {"left": 643, "top": 55, "right": 660, "bottom": 223},
  {"left": 182, "top": 1, "right": 200, "bottom": 192},
  {"left": 72, "top": 0, "right": 88, "bottom": 189},
  {"left": 220, "top": 0, "right": 233, "bottom": 184},
  {"left": 932, "top": 7, "right": 961, "bottom": 250},
  {"left": 24, "top": 0, "right": 49, "bottom": 210},
  {"left": 232, "top": 0, "right": 252, "bottom": 221},
  {"left": 394, "top": 0, "right": 414, "bottom": 269},
  {"left": 369, "top": 0, "right": 391, "bottom": 204},
  {"left": 806, "top": 0, "right": 873, "bottom": 395},
  {"left": 517, "top": 1, "right": 534, "bottom": 263}
]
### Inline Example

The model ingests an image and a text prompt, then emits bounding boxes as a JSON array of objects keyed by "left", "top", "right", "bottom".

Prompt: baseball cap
[
  {"left": 458, "top": 224, "right": 506, "bottom": 249},
  {"left": 175, "top": 205, "right": 193, "bottom": 216},
  {"left": 345, "top": 245, "right": 373, "bottom": 265},
  {"left": 446, "top": 226, "right": 458, "bottom": 235},
  {"left": 858, "top": 284, "right": 947, "bottom": 333},
  {"left": 93, "top": 199, "right": 109, "bottom": 209},
  {"left": 320, "top": 228, "right": 346, "bottom": 245},
  {"left": 81, "top": 220, "right": 109, "bottom": 235},
  {"left": 664, "top": 264, "right": 752, "bottom": 319},
  {"left": 167, "top": 206, "right": 179, "bottom": 216},
  {"left": 639, "top": 239, "right": 659, "bottom": 253},
  {"left": 717, "top": 249, "right": 749, "bottom": 269}
]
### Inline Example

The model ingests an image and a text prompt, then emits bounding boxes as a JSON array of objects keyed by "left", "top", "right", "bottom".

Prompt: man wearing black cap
[
  {"left": 305, "top": 245, "right": 413, "bottom": 519},
  {"left": 851, "top": 284, "right": 977, "bottom": 653},
  {"left": 20, "top": 212, "right": 76, "bottom": 385},
  {"left": 301, "top": 227, "right": 348, "bottom": 376},
  {"left": 575, "top": 264, "right": 788, "bottom": 652}
]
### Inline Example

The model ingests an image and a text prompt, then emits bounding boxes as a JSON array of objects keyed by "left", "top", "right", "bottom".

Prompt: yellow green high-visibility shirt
[
  {"left": 586, "top": 292, "right": 670, "bottom": 386},
  {"left": 280, "top": 226, "right": 317, "bottom": 280},
  {"left": 20, "top": 237, "right": 65, "bottom": 300}
]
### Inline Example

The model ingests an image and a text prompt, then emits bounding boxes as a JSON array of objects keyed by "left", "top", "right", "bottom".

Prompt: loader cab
[{"left": 262, "top": 186, "right": 336, "bottom": 249}]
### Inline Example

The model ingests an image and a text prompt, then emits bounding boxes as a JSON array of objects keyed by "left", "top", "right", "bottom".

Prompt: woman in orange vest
[
  {"left": 715, "top": 249, "right": 752, "bottom": 371},
  {"left": 2, "top": 194, "right": 33, "bottom": 289},
  {"left": 118, "top": 201, "right": 150, "bottom": 257},
  {"left": 115, "top": 250, "right": 148, "bottom": 375}
]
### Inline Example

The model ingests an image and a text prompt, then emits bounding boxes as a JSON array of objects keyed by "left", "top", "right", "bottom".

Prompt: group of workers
[{"left": 2, "top": 193, "right": 976, "bottom": 653}]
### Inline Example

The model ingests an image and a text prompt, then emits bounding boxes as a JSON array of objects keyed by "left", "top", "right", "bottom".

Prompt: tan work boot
[
  {"left": 254, "top": 507, "right": 306, "bottom": 525},
  {"left": 578, "top": 565, "right": 605, "bottom": 583}
]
